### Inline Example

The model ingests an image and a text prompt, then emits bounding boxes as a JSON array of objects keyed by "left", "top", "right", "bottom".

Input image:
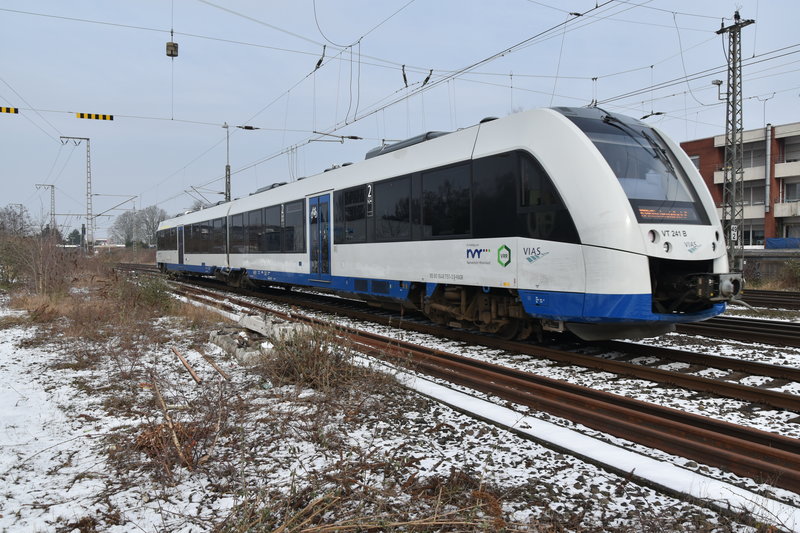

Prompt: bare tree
[
  {"left": 136, "top": 205, "right": 168, "bottom": 246},
  {"left": 0, "top": 205, "right": 31, "bottom": 237},
  {"left": 110, "top": 211, "right": 138, "bottom": 245}
]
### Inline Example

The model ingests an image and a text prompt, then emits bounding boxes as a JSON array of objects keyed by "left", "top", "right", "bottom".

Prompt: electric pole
[
  {"left": 223, "top": 122, "right": 231, "bottom": 202},
  {"left": 716, "top": 11, "right": 754, "bottom": 272},
  {"left": 35, "top": 184, "right": 56, "bottom": 235},
  {"left": 60, "top": 136, "right": 93, "bottom": 252}
]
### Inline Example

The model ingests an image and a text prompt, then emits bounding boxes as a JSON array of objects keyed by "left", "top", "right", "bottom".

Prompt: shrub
[
  {"left": 781, "top": 259, "right": 800, "bottom": 290},
  {"left": 251, "top": 324, "right": 396, "bottom": 396}
]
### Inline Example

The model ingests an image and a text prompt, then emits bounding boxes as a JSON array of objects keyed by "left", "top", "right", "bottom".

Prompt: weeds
[{"left": 251, "top": 324, "right": 394, "bottom": 395}]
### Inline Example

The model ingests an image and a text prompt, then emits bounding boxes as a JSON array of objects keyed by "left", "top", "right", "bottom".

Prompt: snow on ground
[{"left": 0, "top": 291, "right": 794, "bottom": 532}]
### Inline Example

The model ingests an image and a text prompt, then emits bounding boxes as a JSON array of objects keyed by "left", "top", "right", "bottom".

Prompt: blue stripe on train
[
  {"left": 518, "top": 290, "right": 725, "bottom": 324},
  {"left": 166, "top": 263, "right": 215, "bottom": 275},
  {"left": 166, "top": 263, "right": 408, "bottom": 299},
  {"left": 164, "top": 263, "right": 725, "bottom": 324}
]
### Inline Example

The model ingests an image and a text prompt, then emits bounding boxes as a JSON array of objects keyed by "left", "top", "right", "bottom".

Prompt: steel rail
[
  {"left": 737, "top": 289, "right": 800, "bottom": 310},
  {"left": 600, "top": 340, "right": 800, "bottom": 382},
  {"left": 677, "top": 316, "right": 800, "bottom": 347}
]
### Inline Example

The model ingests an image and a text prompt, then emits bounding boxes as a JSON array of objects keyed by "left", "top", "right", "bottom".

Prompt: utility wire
[
  {"left": 673, "top": 13, "right": 714, "bottom": 107},
  {"left": 0, "top": 76, "right": 62, "bottom": 140},
  {"left": 312, "top": 0, "right": 417, "bottom": 48}
]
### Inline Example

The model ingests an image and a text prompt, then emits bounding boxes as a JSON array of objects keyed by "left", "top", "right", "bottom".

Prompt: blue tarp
[{"left": 765, "top": 238, "right": 800, "bottom": 249}]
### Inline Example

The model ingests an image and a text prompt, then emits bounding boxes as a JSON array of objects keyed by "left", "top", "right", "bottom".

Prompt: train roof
[{"left": 158, "top": 106, "right": 620, "bottom": 229}]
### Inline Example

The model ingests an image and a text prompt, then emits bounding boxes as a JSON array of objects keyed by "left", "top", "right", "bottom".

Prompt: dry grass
[{"left": 251, "top": 325, "right": 392, "bottom": 392}]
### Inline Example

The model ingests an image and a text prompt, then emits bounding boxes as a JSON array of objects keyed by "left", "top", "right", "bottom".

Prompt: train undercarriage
[{"left": 409, "top": 284, "right": 547, "bottom": 341}]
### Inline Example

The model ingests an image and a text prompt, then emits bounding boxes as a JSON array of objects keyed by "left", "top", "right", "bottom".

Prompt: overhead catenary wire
[
  {"left": 7, "top": 3, "right": 794, "bottom": 216},
  {"left": 177, "top": 9, "right": 799, "bottom": 204},
  {"left": 0, "top": 76, "right": 62, "bottom": 141},
  {"left": 598, "top": 45, "right": 800, "bottom": 105}
]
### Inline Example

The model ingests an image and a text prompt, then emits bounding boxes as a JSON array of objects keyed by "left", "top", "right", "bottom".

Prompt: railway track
[
  {"left": 676, "top": 316, "right": 800, "bottom": 347},
  {"left": 169, "top": 281, "right": 800, "bottom": 495},
  {"left": 172, "top": 277, "right": 800, "bottom": 412},
  {"left": 736, "top": 289, "right": 800, "bottom": 310},
  {"left": 115, "top": 262, "right": 160, "bottom": 274}
]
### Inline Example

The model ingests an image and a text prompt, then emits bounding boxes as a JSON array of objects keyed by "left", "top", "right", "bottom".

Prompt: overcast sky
[{"left": 1, "top": 0, "right": 798, "bottom": 239}]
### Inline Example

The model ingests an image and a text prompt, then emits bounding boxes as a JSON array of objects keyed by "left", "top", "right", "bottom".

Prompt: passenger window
[
  {"left": 519, "top": 153, "right": 579, "bottom": 243},
  {"left": 422, "top": 164, "right": 470, "bottom": 237},
  {"left": 375, "top": 176, "right": 411, "bottom": 241},
  {"left": 283, "top": 200, "right": 305, "bottom": 252},
  {"left": 230, "top": 214, "right": 245, "bottom": 253},
  {"left": 472, "top": 153, "right": 517, "bottom": 238},
  {"left": 264, "top": 205, "right": 281, "bottom": 252},
  {"left": 246, "top": 209, "right": 263, "bottom": 253},
  {"left": 334, "top": 186, "right": 367, "bottom": 243},
  {"left": 212, "top": 217, "right": 226, "bottom": 253}
]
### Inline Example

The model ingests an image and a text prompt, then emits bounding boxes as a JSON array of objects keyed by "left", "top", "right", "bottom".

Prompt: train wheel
[
  {"left": 497, "top": 319, "right": 520, "bottom": 340},
  {"left": 516, "top": 320, "right": 534, "bottom": 341}
]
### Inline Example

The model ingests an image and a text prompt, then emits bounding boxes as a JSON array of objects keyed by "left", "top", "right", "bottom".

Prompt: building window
[
  {"left": 786, "top": 182, "right": 800, "bottom": 202},
  {"left": 741, "top": 221, "right": 764, "bottom": 246},
  {"left": 689, "top": 155, "right": 700, "bottom": 170},
  {"left": 744, "top": 183, "right": 765, "bottom": 205},
  {"left": 742, "top": 143, "right": 766, "bottom": 168}
]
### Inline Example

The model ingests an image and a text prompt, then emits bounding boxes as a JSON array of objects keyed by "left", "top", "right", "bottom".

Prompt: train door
[
  {"left": 177, "top": 226, "right": 184, "bottom": 265},
  {"left": 308, "top": 194, "right": 331, "bottom": 282}
]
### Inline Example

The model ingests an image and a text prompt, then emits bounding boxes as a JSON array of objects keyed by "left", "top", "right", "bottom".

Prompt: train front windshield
[{"left": 567, "top": 113, "right": 709, "bottom": 225}]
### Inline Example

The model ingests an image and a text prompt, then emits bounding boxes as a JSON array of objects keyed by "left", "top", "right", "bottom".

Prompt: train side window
[
  {"left": 230, "top": 213, "right": 245, "bottom": 253},
  {"left": 184, "top": 224, "right": 194, "bottom": 253},
  {"left": 212, "top": 217, "right": 226, "bottom": 254},
  {"left": 375, "top": 176, "right": 411, "bottom": 241},
  {"left": 246, "top": 209, "right": 263, "bottom": 253},
  {"left": 518, "top": 152, "right": 580, "bottom": 243},
  {"left": 472, "top": 153, "right": 517, "bottom": 238},
  {"left": 200, "top": 221, "right": 212, "bottom": 253},
  {"left": 283, "top": 200, "right": 305, "bottom": 252},
  {"left": 422, "top": 163, "right": 471, "bottom": 238},
  {"left": 188, "top": 223, "right": 200, "bottom": 253},
  {"left": 264, "top": 205, "right": 281, "bottom": 252},
  {"left": 334, "top": 186, "right": 367, "bottom": 243}
]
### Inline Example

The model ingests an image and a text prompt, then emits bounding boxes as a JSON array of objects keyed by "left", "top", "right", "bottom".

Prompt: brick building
[{"left": 680, "top": 121, "right": 800, "bottom": 247}]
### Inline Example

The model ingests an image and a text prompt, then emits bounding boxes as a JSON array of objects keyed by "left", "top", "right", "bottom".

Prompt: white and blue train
[{"left": 156, "top": 106, "right": 742, "bottom": 340}]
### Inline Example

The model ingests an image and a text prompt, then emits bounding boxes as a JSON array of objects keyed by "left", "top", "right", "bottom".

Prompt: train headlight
[
  {"left": 648, "top": 230, "right": 658, "bottom": 243},
  {"left": 663, "top": 242, "right": 671, "bottom": 253}
]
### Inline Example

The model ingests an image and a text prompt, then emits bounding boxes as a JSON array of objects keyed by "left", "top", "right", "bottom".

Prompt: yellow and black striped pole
[
  {"left": 76, "top": 113, "right": 113, "bottom": 120},
  {"left": 1, "top": 107, "right": 19, "bottom": 114}
]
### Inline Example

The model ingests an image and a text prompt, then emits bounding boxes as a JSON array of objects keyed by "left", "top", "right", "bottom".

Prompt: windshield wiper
[
  {"left": 640, "top": 130, "right": 675, "bottom": 174},
  {"left": 602, "top": 112, "right": 675, "bottom": 174}
]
